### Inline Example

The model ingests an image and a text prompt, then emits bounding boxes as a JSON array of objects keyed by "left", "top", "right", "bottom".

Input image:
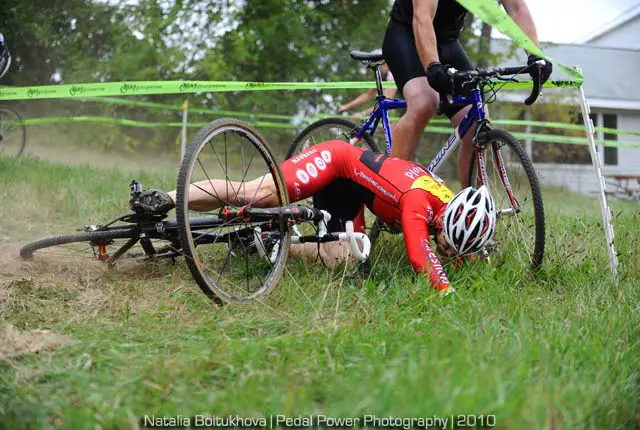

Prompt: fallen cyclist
[{"left": 132, "top": 140, "right": 496, "bottom": 296}]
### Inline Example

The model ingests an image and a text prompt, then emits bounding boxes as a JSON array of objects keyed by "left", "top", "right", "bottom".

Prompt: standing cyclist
[
  {"left": 382, "top": 0, "right": 552, "bottom": 187},
  {"left": 0, "top": 33, "right": 11, "bottom": 79}
]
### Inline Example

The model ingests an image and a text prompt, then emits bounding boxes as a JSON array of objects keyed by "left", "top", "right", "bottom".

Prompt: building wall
[
  {"left": 587, "top": 17, "right": 640, "bottom": 50},
  {"left": 616, "top": 113, "right": 640, "bottom": 172},
  {"left": 528, "top": 110, "right": 640, "bottom": 196}
]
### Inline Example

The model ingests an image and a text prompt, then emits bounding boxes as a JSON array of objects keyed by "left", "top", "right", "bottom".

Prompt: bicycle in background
[
  {"left": 288, "top": 49, "right": 546, "bottom": 271},
  {"left": 0, "top": 32, "right": 26, "bottom": 157}
]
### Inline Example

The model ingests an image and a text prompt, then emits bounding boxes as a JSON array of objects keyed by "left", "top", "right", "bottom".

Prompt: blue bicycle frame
[{"left": 353, "top": 88, "right": 485, "bottom": 175}]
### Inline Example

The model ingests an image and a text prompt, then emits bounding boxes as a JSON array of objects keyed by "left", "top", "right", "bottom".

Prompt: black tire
[
  {"left": 20, "top": 228, "right": 138, "bottom": 260},
  {"left": 0, "top": 106, "right": 27, "bottom": 157},
  {"left": 176, "top": 118, "right": 291, "bottom": 305},
  {"left": 468, "top": 129, "right": 545, "bottom": 270},
  {"left": 287, "top": 117, "right": 379, "bottom": 159}
]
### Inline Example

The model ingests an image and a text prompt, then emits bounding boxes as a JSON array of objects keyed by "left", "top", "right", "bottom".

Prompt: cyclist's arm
[
  {"left": 401, "top": 191, "right": 451, "bottom": 290},
  {"left": 500, "top": 0, "right": 540, "bottom": 51},
  {"left": 338, "top": 88, "right": 376, "bottom": 113},
  {"left": 412, "top": 0, "right": 440, "bottom": 66}
]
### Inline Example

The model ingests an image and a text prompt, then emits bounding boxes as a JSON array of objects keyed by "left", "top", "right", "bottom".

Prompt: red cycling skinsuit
[{"left": 280, "top": 140, "right": 454, "bottom": 290}]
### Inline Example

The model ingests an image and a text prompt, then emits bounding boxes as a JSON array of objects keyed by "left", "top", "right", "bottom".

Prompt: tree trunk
[{"left": 477, "top": 22, "right": 492, "bottom": 68}]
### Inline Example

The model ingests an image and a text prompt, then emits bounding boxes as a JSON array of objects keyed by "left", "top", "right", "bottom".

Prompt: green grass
[{"left": 0, "top": 155, "right": 639, "bottom": 429}]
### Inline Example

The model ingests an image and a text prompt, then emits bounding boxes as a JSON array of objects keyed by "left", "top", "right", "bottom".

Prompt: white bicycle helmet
[{"left": 442, "top": 185, "right": 496, "bottom": 255}]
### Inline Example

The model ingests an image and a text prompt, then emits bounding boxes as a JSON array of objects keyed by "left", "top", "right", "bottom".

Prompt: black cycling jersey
[{"left": 390, "top": 0, "right": 468, "bottom": 42}]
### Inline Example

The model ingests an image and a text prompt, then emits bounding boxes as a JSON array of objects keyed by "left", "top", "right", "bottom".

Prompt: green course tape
[
  {"left": 458, "top": 0, "right": 583, "bottom": 82},
  {"left": 81, "top": 96, "right": 296, "bottom": 121},
  {"left": 0, "top": 81, "right": 395, "bottom": 101},
  {"left": 423, "top": 127, "right": 639, "bottom": 149},
  {"left": 422, "top": 118, "right": 640, "bottom": 137},
  {"left": 2, "top": 116, "right": 299, "bottom": 130},
  {"left": 0, "top": 77, "right": 580, "bottom": 101},
  {"left": 84, "top": 96, "right": 640, "bottom": 138},
  {"left": 0, "top": 0, "right": 582, "bottom": 102},
  {"left": 491, "top": 119, "right": 640, "bottom": 137},
  {"left": 5, "top": 116, "right": 637, "bottom": 148}
]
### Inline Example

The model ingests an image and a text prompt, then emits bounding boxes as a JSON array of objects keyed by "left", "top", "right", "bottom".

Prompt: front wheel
[
  {"left": 468, "top": 129, "right": 545, "bottom": 270},
  {"left": 176, "top": 118, "right": 291, "bottom": 305}
]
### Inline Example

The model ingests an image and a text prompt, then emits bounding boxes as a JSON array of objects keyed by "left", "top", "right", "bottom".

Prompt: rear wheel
[
  {"left": 468, "top": 129, "right": 545, "bottom": 270},
  {"left": 287, "top": 117, "right": 378, "bottom": 158},
  {"left": 176, "top": 118, "right": 291, "bottom": 305},
  {"left": 0, "top": 106, "right": 26, "bottom": 157}
]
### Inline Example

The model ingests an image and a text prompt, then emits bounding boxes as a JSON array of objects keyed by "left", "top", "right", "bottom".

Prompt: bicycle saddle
[{"left": 350, "top": 49, "right": 384, "bottom": 62}]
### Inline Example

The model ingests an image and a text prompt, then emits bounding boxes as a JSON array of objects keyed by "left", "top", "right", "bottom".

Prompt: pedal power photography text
[{"left": 140, "top": 414, "right": 497, "bottom": 429}]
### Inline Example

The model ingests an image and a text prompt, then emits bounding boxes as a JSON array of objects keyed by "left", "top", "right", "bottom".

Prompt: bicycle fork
[{"left": 474, "top": 140, "right": 520, "bottom": 219}]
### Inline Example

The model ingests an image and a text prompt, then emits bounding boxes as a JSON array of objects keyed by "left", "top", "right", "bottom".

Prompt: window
[{"left": 602, "top": 114, "right": 618, "bottom": 166}]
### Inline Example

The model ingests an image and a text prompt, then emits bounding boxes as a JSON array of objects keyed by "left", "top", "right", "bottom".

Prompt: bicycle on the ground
[
  {"left": 20, "top": 118, "right": 370, "bottom": 305},
  {"left": 288, "top": 49, "right": 545, "bottom": 270},
  {"left": 0, "top": 104, "right": 26, "bottom": 157}
]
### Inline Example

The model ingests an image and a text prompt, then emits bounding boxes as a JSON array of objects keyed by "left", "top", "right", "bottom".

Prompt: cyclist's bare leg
[
  {"left": 167, "top": 176, "right": 353, "bottom": 266},
  {"left": 451, "top": 105, "right": 475, "bottom": 188},
  {"left": 391, "top": 77, "right": 439, "bottom": 160},
  {"left": 167, "top": 174, "right": 279, "bottom": 212},
  {"left": 289, "top": 241, "right": 353, "bottom": 268}
]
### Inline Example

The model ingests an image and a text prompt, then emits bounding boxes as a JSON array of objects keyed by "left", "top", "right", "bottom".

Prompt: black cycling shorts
[
  {"left": 382, "top": 19, "right": 473, "bottom": 118},
  {"left": 312, "top": 178, "right": 372, "bottom": 233}
]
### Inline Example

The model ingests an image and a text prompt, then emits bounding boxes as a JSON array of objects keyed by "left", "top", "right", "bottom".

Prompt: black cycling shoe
[{"left": 129, "top": 189, "right": 175, "bottom": 215}]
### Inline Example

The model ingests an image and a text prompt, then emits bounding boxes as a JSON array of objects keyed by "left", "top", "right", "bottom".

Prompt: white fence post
[
  {"left": 576, "top": 68, "right": 619, "bottom": 283},
  {"left": 181, "top": 99, "right": 189, "bottom": 160}
]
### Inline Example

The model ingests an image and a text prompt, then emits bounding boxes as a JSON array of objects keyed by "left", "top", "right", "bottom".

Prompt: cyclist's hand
[
  {"left": 527, "top": 54, "right": 553, "bottom": 85},
  {"left": 426, "top": 61, "right": 453, "bottom": 95},
  {"left": 336, "top": 105, "right": 347, "bottom": 114}
]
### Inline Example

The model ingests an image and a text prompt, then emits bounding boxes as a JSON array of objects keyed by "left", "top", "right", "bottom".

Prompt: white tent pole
[{"left": 576, "top": 67, "right": 619, "bottom": 283}]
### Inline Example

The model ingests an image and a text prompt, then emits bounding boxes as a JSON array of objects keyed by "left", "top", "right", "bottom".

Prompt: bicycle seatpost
[{"left": 372, "top": 64, "right": 384, "bottom": 97}]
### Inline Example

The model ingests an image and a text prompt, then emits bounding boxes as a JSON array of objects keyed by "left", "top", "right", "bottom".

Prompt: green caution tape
[
  {"left": 0, "top": 77, "right": 580, "bottom": 102},
  {"left": 0, "top": 0, "right": 582, "bottom": 102},
  {"left": 424, "top": 127, "right": 639, "bottom": 149},
  {"left": 85, "top": 96, "right": 639, "bottom": 138},
  {"left": 4, "top": 115, "right": 638, "bottom": 148},
  {"left": 458, "top": 0, "right": 584, "bottom": 81},
  {"left": 0, "top": 81, "right": 396, "bottom": 101},
  {"left": 80, "top": 96, "right": 297, "bottom": 121},
  {"left": 0, "top": 116, "right": 299, "bottom": 130},
  {"left": 458, "top": 0, "right": 583, "bottom": 82}
]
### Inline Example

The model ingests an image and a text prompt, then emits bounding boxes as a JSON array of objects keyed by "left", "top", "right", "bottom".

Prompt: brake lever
[
  {"left": 437, "top": 67, "right": 457, "bottom": 115},
  {"left": 524, "top": 60, "right": 545, "bottom": 106}
]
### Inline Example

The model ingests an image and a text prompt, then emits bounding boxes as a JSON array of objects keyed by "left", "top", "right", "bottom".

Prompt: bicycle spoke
[
  {"left": 196, "top": 158, "right": 227, "bottom": 206},
  {"left": 209, "top": 132, "right": 238, "bottom": 199}
]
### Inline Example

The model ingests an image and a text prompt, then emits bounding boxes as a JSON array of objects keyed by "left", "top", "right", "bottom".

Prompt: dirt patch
[{"left": 0, "top": 323, "right": 73, "bottom": 360}]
